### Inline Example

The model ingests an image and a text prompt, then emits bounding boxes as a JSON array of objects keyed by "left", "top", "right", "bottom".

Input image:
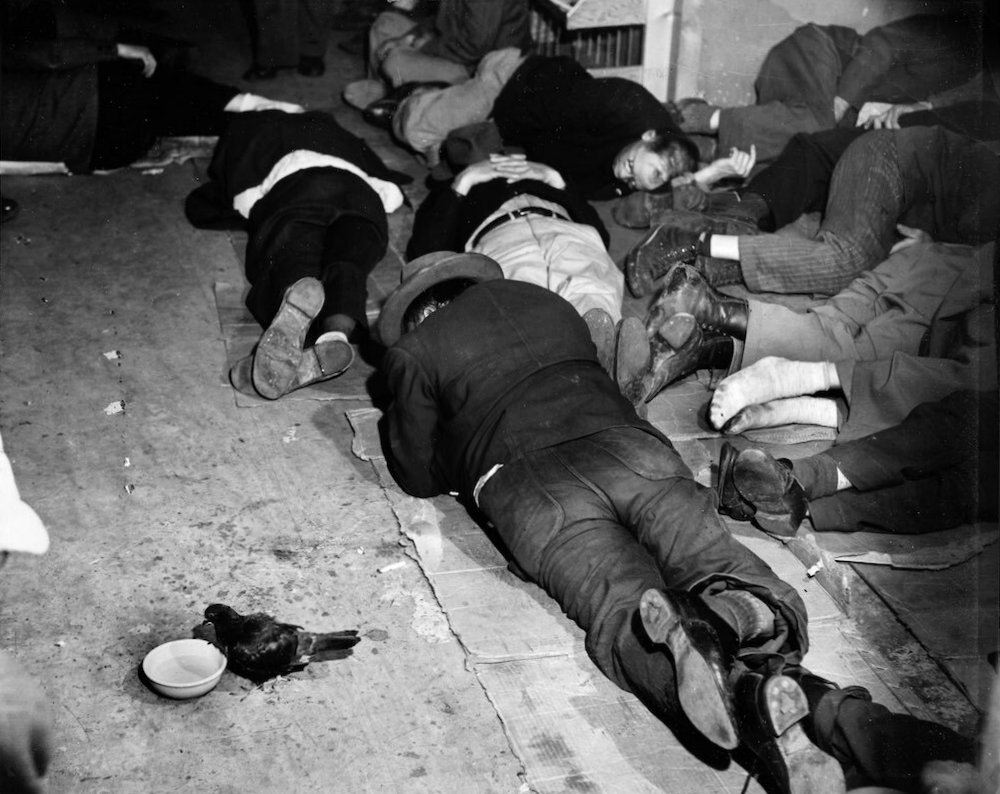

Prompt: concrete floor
[{"left": 0, "top": 3, "right": 988, "bottom": 792}]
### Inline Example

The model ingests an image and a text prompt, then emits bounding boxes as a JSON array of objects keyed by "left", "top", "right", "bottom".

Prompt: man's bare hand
[
  {"left": 115, "top": 43, "right": 156, "bottom": 77},
  {"left": 889, "top": 223, "right": 933, "bottom": 254},
  {"left": 859, "top": 101, "right": 931, "bottom": 130},
  {"left": 453, "top": 155, "right": 566, "bottom": 194},
  {"left": 685, "top": 146, "right": 756, "bottom": 190}
]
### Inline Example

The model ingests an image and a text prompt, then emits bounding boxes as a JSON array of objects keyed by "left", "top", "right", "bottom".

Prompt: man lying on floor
[
  {"left": 382, "top": 50, "right": 699, "bottom": 198},
  {"left": 624, "top": 126, "right": 1000, "bottom": 298},
  {"left": 185, "top": 109, "right": 409, "bottom": 400},
  {"left": 631, "top": 240, "right": 994, "bottom": 405},
  {"left": 716, "top": 389, "right": 999, "bottom": 537},
  {"left": 374, "top": 252, "right": 978, "bottom": 794}
]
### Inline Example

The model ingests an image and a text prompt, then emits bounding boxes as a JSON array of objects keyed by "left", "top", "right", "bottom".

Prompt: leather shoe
[
  {"left": 297, "top": 56, "right": 325, "bottom": 76},
  {"left": 613, "top": 316, "right": 651, "bottom": 408},
  {"left": 716, "top": 442, "right": 755, "bottom": 522},
  {"left": 639, "top": 316, "right": 734, "bottom": 403},
  {"left": 640, "top": 588, "right": 738, "bottom": 749},
  {"left": 648, "top": 263, "right": 749, "bottom": 340},
  {"left": 362, "top": 80, "right": 450, "bottom": 129},
  {"left": 252, "top": 277, "right": 326, "bottom": 399},
  {"left": 624, "top": 225, "right": 703, "bottom": 297},
  {"left": 735, "top": 672, "right": 844, "bottom": 794},
  {"left": 733, "top": 449, "right": 808, "bottom": 537},
  {"left": 583, "top": 308, "right": 616, "bottom": 377}
]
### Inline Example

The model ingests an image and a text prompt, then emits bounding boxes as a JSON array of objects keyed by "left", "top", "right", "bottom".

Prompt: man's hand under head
[
  {"left": 453, "top": 155, "right": 567, "bottom": 195},
  {"left": 674, "top": 145, "right": 756, "bottom": 191}
]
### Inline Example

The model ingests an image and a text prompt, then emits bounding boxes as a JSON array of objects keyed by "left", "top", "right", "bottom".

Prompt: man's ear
[{"left": 641, "top": 129, "right": 657, "bottom": 142}]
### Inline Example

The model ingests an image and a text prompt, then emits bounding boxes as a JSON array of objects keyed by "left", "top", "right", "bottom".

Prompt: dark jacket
[
  {"left": 406, "top": 176, "right": 609, "bottom": 260},
  {"left": 492, "top": 56, "right": 690, "bottom": 199},
  {"left": 381, "top": 280, "right": 663, "bottom": 498},
  {"left": 185, "top": 110, "right": 410, "bottom": 230},
  {"left": 419, "top": 0, "right": 531, "bottom": 68}
]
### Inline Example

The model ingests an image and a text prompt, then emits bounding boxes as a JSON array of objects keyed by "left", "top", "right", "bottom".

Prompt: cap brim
[{"left": 376, "top": 251, "right": 504, "bottom": 347}]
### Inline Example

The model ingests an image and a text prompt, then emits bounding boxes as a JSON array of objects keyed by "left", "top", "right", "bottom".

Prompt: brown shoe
[
  {"left": 733, "top": 449, "right": 808, "bottom": 537},
  {"left": 252, "top": 278, "right": 325, "bottom": 399}
]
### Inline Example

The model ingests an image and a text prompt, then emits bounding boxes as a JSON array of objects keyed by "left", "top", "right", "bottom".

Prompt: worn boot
[
  {"left": 648, "top": 263, "right": 749, "bottom": 340},
  {"left": 733, "top": 448, "right": 809, "bottom": 537},
  {"left": 639, "top": 316, "right": 735, "bottom": 403}
]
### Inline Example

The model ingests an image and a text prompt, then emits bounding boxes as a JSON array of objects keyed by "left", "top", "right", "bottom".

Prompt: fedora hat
[{"left": 376, "top": 251, "right": 504, "bottom": 346}]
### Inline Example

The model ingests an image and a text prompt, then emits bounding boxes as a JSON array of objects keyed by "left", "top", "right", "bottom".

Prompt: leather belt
[{"left": 470, "top": 206, "right": 570, "bottom": 248}]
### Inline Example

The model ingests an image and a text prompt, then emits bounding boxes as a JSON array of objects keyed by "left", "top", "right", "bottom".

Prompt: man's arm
[
  {"left": 381, "top": 347, "right": 448, "bottom": 498},
  {"left": 418, "top": 0, "right": 511, "bottom": 67}
]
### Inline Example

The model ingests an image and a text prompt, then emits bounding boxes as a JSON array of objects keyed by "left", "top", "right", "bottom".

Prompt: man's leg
[
  {"left": 392, "top": 48, "right": 525, "bottom": 159},
  {"left": 248, "top": 0, "right": 298, "bottom": 70},
  {"left": 367, "top": 10, "right": 419, "bottom": 76},
  {"left": 474, "top": 216, "right": 624, "bottom": 322},
  {"left": 296, "top": 0, "right": 330, "bottom": 60},
  {"left": 716, "top": 25, "right": 860, "bottom": 163},
  {"left": 741, "top": 242, "right": 982, "bottom": 366},
  {"left": 736, "top": 131, "right": 904, "bottom": 295}
]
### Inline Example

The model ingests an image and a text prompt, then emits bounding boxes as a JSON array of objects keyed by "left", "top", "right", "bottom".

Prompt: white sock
[
  {"left": 710, "top": 357, "right": 838, "bottom": 430},
  {"left": 709, "top": 234, "right": 740, "bottom": 260},
  {"left": 315, "top": 330, "right": 349, "bottom": 346},
  {"left": 723, "top": 396, "right": 840, "bottom": 434},
  {"left": 224, "top": 93, "right": 305, "bottom": 114}
]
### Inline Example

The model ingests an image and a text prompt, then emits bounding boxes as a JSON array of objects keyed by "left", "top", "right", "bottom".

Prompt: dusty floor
[{"left": 0, "top": 3, "right": 993, "bottom": 793}]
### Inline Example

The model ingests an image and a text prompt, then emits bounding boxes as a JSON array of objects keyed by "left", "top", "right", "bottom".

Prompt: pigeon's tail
[{"left": 298, "top": 629, "right": 361, "bottom": 662}]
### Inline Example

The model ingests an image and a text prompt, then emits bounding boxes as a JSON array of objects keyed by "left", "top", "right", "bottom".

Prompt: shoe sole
[
  {"left": 763, "top": 676, "right": 844, "bottom": 794},
  {"left": 614, "top": 317, "right": 651, "bottom": 400},
  {"left": 639, "top": 589, "right": 738, "bottom": 750},
  {"left": 296, "top": 338, "right": 355, "bottom": 389},
  {"left": 583, "top": 309, "right": 616, "bottom": 377},
  {"left": 252, "top": 278, "right": 325, "bottom": 399}
]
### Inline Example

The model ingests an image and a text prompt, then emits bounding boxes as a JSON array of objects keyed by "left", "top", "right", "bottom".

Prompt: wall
[{"left": 674, "top": 0, "right": 976, "bottom": 103}]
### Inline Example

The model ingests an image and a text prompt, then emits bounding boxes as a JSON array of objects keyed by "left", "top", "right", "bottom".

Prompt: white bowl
[{"left": 142, "top": 639, "right": 227, "bottom": 699}]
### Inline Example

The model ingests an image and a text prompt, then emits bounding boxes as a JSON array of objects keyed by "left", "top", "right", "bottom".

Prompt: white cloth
[
  {"left": 469, "top": 195, "right": 624, "bottom": 322},
  {"left": 232, "top": 149, "right": 405, "bottom": 218}
]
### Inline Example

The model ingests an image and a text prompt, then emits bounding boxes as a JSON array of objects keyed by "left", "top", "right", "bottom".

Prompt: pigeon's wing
[
  {"left": 228, "top": 615, "right": 301, "bottom": 680},
  {"left": 297, "top": 629, "right": 361, "bottom": 662}
]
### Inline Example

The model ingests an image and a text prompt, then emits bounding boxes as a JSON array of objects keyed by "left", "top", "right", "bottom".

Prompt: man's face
[{"left": 613, "top": 136, "right": 694, "bottom": 192}]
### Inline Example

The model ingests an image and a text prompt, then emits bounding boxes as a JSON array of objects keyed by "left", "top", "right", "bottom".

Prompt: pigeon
[{"left": 196, "top": 603, "right": 360, "bottom": 683}]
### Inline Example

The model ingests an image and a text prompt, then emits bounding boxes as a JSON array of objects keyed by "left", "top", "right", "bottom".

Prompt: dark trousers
[
  {"left": 811, "top": 684, "right": 976, "bottom": 791},
  {"left": 477, "top": 427, "right": 808, "bottom": 737},
  {"left": 745, "top": 128, "right": 864, "bottom": 231},
  {"left": 808, "top": 389, "right": 999, "bottom": 533},
  {"left": 246, "top": 0, "right": 330, "bottom": 67},
  {"left": 245, "top": 167, "right": 388, "bottom": 332},
  {"left": 92, "top": 61, "right": 238, "bottom": 170}
]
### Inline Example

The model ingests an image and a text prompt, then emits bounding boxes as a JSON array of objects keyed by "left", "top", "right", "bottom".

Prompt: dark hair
[
  {"left": 648, "top": 128, "right": 700, "bottom": 167},
  {"left": 402, "top": 278, "right": 477, "bottom": 332}
]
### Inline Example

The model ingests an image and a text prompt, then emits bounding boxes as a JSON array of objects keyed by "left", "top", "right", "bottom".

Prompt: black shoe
[
  {"left": 640, "top": 588, "right": 738, "bottom": 749},
  {"left": 297, "top": 56, "right": 325, "bottom": 77},
  {"left": 639, "top": 317, "right": 734, "bottom": 403},
  {"left": 716, "top": 442, "right": 755, "bottom": 522},
  {"left": 648, "top": 263, "right": 749, "bottom": 340},
  {"left": 733, "top": 449, "right": 808, "bottom": 537},
  {"left": 242, "top": 64, "right": 280, "bottom": 81},
  {"left": 362, "top": 80, "right": 450, "bottom": 129},
  {"left": 625, "top": 225, "right": 703, "bottom": 297},
  {"left": 1, "top": 196, "right": 19, "bottom": 225},
  {"left": 735, "top": 672, "right": 845, "bottom": 794}
]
